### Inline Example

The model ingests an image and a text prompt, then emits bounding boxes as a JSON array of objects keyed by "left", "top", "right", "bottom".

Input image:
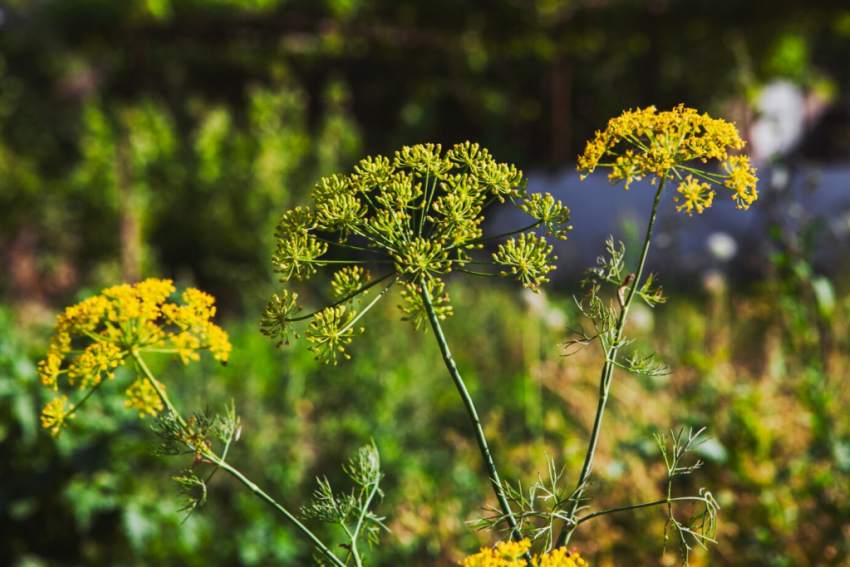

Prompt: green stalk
[
  {"left": 288, "top": 271, "right": 397, "bottom": 322},
  {"left": 446, "top": 220, "right": 542, "bottom": 251},
  {"left": 61, "top": 378, "right": 108, "bottom": 422},
  {"left": 339, "top": 276, "right": 400, "bottom": 334},
  {"left": 208, "top": 457, "right": 349, "bottom": 567},
  {"left": 573, "top": 497, "right": 711, "bottom": 527},
  {"left": 349, "top": 477, "right": 382, "bottom": 567},
  {"left": 418, "top": 171, "right": 431, "bottom": 236},
  {"left": 556, "top": 176, "right": 667, "bottom": 548},
  {"left": 131, "top": 351, "right": 347, "bottom": 567},
  {"left": 132, "top": 350, "right": 185, "bottom": 427},
  {"left": 419, "top": 278, "right": 525, "bottom": 546}
]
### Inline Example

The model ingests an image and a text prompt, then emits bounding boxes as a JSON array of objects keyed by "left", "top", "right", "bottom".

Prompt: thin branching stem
[
  {"left": 314, "top": 236, "right": 390, "bottom": 256},
  {"left": 574, "top": 497, "right": 710, "bottom": 526},
  {"left": 132, "top": 350, "right": 186, "bottom": 427},
  {"left": 350, "top": 477, "right": 381, "bottom": 567},
  {"left": 339, "top": 276, "right": 400, "bottom": 334},
  {"left": 350, "top": 225, "right": 400, "bottom": 255},
  {"left": 447, "top": 220, "right": 542, "bottom": 251},
  {"left": 58, "top": 378, "right": 108, "bottom": 424},
  {"left": 454, "top": 268, "right": 502, "bottom": 277},
  {"left": 204, "top": 403, "right": 238, "bottom": 485},
  {"left": 454, "top": 259, "right": 504, "bottom": 266},
  {"left": 288, "top": 271, "right": 397, "bottom": 322},
  {"left": 556, "top": 175, "right": 667, "bottom": 548},
  {"left": 418, "top": 171, "right": 432, "bottom": 236},
  {"left": 209, "top": 457, "right": 348, "bottom": 567},
  {"left": 304, "top": 259, "right": 394, "bottom": 265}
]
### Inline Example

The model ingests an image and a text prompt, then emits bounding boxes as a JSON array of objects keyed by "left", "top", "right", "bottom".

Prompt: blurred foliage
[
  {"left": 2, "top": 0, "right": 850, "bottom": 306},
  {"left": 0, "top": 63, "right": 361, "bottom": 308}
]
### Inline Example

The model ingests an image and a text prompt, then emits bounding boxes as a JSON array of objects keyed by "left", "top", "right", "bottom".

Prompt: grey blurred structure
[{"left": 502, "top": 163, "right": 850, "bottom": 285}]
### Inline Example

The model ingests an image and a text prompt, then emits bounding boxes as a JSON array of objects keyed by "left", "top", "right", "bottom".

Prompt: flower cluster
[
  {"left": 577, "top": 104, "right": 758, "bottom": 214},
  {"left": 262, "top": 143, "right": 571, "bottom": 364},
  {"left": 461, "top": 539, "right": 587, "bottom": 567},
  {"left": 38, "top": 278, "right": 231, "bottom": 436}
]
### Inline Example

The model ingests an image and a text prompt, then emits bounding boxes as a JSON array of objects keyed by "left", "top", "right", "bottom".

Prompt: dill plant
[
  {"left": 260, "top": 142, "right": 572, "bottom": 559},
  {"left": 563, "top": 105, "right": 757, "bottom": 554},
  {"left": 475, "top": 105, "right": 757, "bottom": 564},
  {"left": 36, "top": 106, "right": 758, "bottom": 566}
]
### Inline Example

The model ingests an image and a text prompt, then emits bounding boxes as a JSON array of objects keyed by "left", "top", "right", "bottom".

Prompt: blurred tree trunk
[
  {"left": 115, "top": 129, "right": 141, "bottom": 284},
  {"left": 551, "top": 53, "right": 572, "bottom": 164},
  {"left": 6, "top": 226, "right": 42, "bottom": 302}
]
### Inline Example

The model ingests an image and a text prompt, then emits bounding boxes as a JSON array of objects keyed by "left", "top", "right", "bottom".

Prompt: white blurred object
[
  {"left": 543, "top": 307, "right": 566, "bottom": 331},
  {"left": 750, "top": 81, "right": 806, "bottom": 160},
  {"left": 702, "top": 270, "right": 727, "bottom": 296},
  {"left": 629, "top": 302, "right": 654, "bottom": 333},
  {"left": 521, "top": 287, "right": 547, "bottom": 313},
  {"left": 706, "top": 232, "right": 738, "bottom": 262}
]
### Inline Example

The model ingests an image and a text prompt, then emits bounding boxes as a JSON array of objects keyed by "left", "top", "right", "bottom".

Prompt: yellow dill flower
[
  {"left": 460, "top": 539, "right": 531, "bottom": 567},
  {"left": 536, "top": 548, "right": 587, "bottom": 567},
  {"left": 674, "top": 176, "right": 714, "bottom": 216},
  {"left": 578, "top": 104, "right": 758, "bottom": 215},
  {"left": 724, "top": 155, "right": 759, "bottom": 210},
  {"left": 461, "top": 539, "right": 588, "bottom": 567},
  {"left": 305, "top": 305, "right": 364, "bottom": 365},
  {"left": 38, "top": 278, "right": 231, "bottom": 436},
  {"left": 37, "top": 351, "right": 64, "bottom": 391},
  {"left": 67, "top": 341, "right": 125, "bottom": 389},
  {"left": 125, "top": 377, "right": 165, "bottom": 418},
  {"left": 170, "top": 331, "right": 203, "bottom": 364},
  {"left": 41, "top": 395, "right": 75, "bottom": 438}
]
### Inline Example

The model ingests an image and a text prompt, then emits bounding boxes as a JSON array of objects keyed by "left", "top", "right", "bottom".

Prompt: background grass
[{"left": 4, "top": 268, "right": 850, "bottom": 566}]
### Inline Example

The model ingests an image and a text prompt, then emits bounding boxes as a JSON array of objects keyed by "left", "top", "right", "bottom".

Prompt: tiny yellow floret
[
  {"left": 41, "top": 395, "right": 75, "bottom": 438},
  {"left": 674, "top": 176, "right": 714, "bottom": 216},
  {"left": 125, "top": 377, "right": 166, "bottom": 418}
]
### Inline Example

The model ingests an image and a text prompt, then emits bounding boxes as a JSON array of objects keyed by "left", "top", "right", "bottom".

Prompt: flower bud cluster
[{"left": 262, "top": 143, "right": 571, "bottom": 363}]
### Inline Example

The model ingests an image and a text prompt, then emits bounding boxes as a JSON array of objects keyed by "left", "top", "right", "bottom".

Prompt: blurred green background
[{"left": 2, "top": 1, "right": 850, "bottom": 565}]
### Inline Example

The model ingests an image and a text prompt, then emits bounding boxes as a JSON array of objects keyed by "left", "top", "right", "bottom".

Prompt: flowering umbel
[
  {"left": 262, "top": 143, "right": 571, "bottom": 364},
  {"left": 577, "top": 104, "right": 758, "bottom": 214},
  {"left": 38, "top": 278, "right": 231, "bottom": 437},
  {"left": 461, "top": 539, "right": 587, "bottom": 567}
]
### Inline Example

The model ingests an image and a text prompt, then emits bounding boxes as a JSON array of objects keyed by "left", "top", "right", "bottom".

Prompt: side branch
[
  {"left": 556, "top": 176, "right": 667, "bottom": 547},
  {"left": 133, "top": 350, "right": 347, "bottom": 567}
]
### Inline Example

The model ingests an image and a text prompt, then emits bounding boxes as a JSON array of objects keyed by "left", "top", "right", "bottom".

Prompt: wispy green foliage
[
  {"left": 474, "top": 456, "right": 579, "bottom": 551},
  {"left": 301, "top": 443, "right": 387, "bottom": 565},
  {"left": 655, "top": 428, "right": 720, "bottom": 564}
]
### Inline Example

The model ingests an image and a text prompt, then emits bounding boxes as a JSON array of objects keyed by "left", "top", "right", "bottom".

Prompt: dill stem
[
  {"left": 420, "top": 278, "right": 530, "bottom": 559},
  {"left": 556, "top": 176, "right": 667, "bottom": 548}
]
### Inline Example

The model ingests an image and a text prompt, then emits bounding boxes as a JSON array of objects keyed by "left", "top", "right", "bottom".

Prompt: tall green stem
[
  {"left": 556, "top": 177, "right": 667, "bottom": 548},
  {"left": 131, "top": 351, "right": 347, "bottom": 567},
  {"left": 419, "top": 279, "right": 523, "bottom": 542}
]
